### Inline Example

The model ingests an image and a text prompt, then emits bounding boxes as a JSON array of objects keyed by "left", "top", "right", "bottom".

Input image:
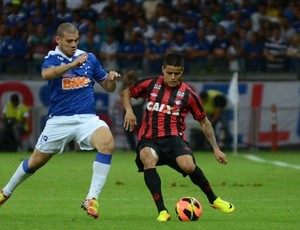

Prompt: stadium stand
[{"left": 0, "top": 0, "right": 299, "bottom": 81}]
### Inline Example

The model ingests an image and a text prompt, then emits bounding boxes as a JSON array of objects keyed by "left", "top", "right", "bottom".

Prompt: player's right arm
[
  {"left": 120, "top": 88, "right": 136, "bottom": 132},
  {"left": 41, "top": 54, "right": 88, "bottom": 80}
]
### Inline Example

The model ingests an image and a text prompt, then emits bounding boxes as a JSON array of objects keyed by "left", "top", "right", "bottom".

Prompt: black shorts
[{"left": 135, "top": 136, "right": 195, "bottom": 177}]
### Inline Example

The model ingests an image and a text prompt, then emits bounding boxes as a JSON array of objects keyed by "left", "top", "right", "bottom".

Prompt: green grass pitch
[{"left": 0, "top": 150, "right": 299, "bottom": 230}]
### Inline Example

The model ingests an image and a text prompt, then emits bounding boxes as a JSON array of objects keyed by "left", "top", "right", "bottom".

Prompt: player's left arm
[
  {"left": 199, "top": 117, "right": 228, "bottom": 165},
  {"left": 99, "top": 71, "right": 121, "bottom": 92}
]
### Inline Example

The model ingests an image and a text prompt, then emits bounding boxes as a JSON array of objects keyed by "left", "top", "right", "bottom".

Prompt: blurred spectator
[
  {"left": 211, "top": 1, "right": 225, "bottom": 24},
  {"left": 258, "top": 19, "right": 274, "bottom": 42},
  {"left": 56, "top": 0, "right": 73, "bottom": 24},
  {"left": 79, "top": 0, "right": 98, "bottom": 22},
  {"left": 219, "top": 11, "right": 234, "bottom": 33},
  {"left": 43, "top": 11, "right": 58, "bottom": 36},
  {"left": 205, "top": 18, "right": 217, "bottom": 44},
  {"left": 182, "top": 11, "right": 198, "bottom": 44},
  {"left": 119, "top": 69, "right": 144, "bottom": 151},
  {"left": 0, "top": 25, "right": 29, "bottom": 73},
  {"left": 5, "top": 2, "right": 26, "bottom": 29},
  {"left": 134, "top": 15, "right": 155, "bottom": 42},
  {"left": 291, "top": 7, "right": 300, "bottom": 33},
  {"left": 71, "top": 9, "right": 89, "bottom": 35},
  {"left": 251, "top": 2, "right": 268, "bottom": 33},
  {"left": 169, "top": 8, "right": 182, "bottom": 31},
  {"left": 78, "top": 22, "right": 100, "bottom": 55},
  {"left": 31, "top": 7, "right": 45, "bottom": 26},
  {"left": 210, "top": 25, "right": 230, "bottom": 73},
  {"left": 144, "top": 30, "right": 170, "bottom": 74},
  {"left": 142, "top": 0, "right": 162, "bottom": 20},
  {"left": 263, "top": 26, "right": 288, "bottom": 72},
  {"left": 244, "top": 32, "right": 265, "bottom": 73},
  {"left": 0, "top": 23, "right": 8, "bottom": 48},
  {"left": 188, "top": 27, "right": 211, "bottom": 74},
  {"left": 46, "top": 0, "right": 57, "bottom": 15},
  {"left": 1, "top": 94, "right": 29, "bottom": 152},
  {"left": 228, "top": 11, "right": 243, "bottom": 34},
  {"left": 25, "top": 0, "right": 48, "bottom": 19},
  {"left": 239, "top": 0, "right": 257, "bottom": 20},
  {"left": 27, "top": 23, "right": 52, "bottom": 73},
  {"left": 282, "top": 1, "right": 298, "bottom": 23},
  {"left": 226, "top": 33, "right": 244, "bottom": 73},
  {"left": 96, "top": 6, "right": 117, "bottom": 44},
  {"left": 168, "top": 28, "right": 192, "bottom": 73},
  {"left": 155, "top": 16, "right": 172, "bottom": 40},
  {"left": 265, "top": 0, "right": 281, "bottom": 22},
  {"left": 280, "top": 16, "right": 297, "bottom": 42},
  {"left": 90, "top": 0, "right": 110, "bottom": 15},
  {"left": 286, "top": 34, "right": 300, "bottom": 74},
  {"left": 65, "top": 0, "right": 83, "bottom": 11},
  {"left": 99, "top": 32, "right": 119, "bottom": 71},
  {"left": 118, "top": 30, "right": 145, "bottom": 72},
  {"left": 223, "top": 0, "right": 239, "bottom": 14}
]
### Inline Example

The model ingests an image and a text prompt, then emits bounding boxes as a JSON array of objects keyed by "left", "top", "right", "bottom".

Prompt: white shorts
[{"left": 35, "top": 114, "right": 109, "bottom": 154}]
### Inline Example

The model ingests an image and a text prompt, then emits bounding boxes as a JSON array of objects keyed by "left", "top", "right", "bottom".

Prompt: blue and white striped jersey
[{"left": 41, "top": 46, "right": 107, "bottom": 118}]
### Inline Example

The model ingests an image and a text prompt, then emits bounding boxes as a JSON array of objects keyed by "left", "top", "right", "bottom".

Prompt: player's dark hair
[
  {"left": 163, "top": 53, "right": 184, "bottom": 67},
  {"left": 56, "top": 23, "right": 78, "bottom": 37}
]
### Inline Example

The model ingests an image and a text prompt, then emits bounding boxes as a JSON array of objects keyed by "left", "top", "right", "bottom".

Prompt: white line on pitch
[{"left": 241, "top": 154, "right": 300, "bottom": 170}]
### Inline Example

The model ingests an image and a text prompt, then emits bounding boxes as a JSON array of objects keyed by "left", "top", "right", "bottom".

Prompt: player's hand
[
  {"left": 214, "top": 149, "right": 228, "bottom": 165},
  {"left": 123, "top": 110, "right": 137, "bottom": 132},
  {"left": 73, "top": 53, "right": 88, "bottom": 67},
  {"left": 107, "top": 71, "right": 121, "bottom": 80}
]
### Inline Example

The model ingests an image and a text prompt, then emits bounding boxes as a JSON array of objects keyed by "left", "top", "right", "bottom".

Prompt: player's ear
[{"left": 55, "top": 36, "right": 60, "bottom": 44}]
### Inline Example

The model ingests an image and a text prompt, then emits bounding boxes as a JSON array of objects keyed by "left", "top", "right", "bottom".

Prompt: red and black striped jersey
[{"left": 129, "top": 76, "right": 206, "bottom": 141}]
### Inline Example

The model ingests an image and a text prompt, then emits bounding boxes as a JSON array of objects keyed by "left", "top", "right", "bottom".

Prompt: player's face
[
  {"left": 56, "top": 32, "right": 79, "bottom": 57},
  {"left": 162, "top": 65, "right": 184, "bottom": 87}
]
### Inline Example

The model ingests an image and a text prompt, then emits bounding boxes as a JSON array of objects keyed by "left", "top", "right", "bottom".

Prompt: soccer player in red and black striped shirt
[{"left": 120, "top": 53, "right": 234, "bottom": 221}]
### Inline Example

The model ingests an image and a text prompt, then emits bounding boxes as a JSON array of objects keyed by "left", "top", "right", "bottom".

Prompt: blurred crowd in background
[{"left": 1, "top": 0, "right": 300, "bottom": 78}]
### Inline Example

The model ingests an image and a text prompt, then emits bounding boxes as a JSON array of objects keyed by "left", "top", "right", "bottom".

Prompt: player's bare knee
[
  {"left": 142, "top": 158, "right": 157, "bottom": 168},
  {"left": 140, "top": 148, "right": 157, "bottom": 168},
  {"left": 180, "top": 164, "right": 196, "bottom": 174},
  {"left": 97, "top": 138, "right": 115, "bottom": 154},
  {"left": 91, "top": 127, "right": 115, "bottom": 153}
]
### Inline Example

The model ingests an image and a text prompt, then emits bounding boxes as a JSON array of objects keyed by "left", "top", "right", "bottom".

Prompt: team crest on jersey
[
  {"left": 177, "top": 91, "right": 185, "bottom": 98},
  {"left": 154, "top": 84, "right": 161, "bottom": 90}
]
